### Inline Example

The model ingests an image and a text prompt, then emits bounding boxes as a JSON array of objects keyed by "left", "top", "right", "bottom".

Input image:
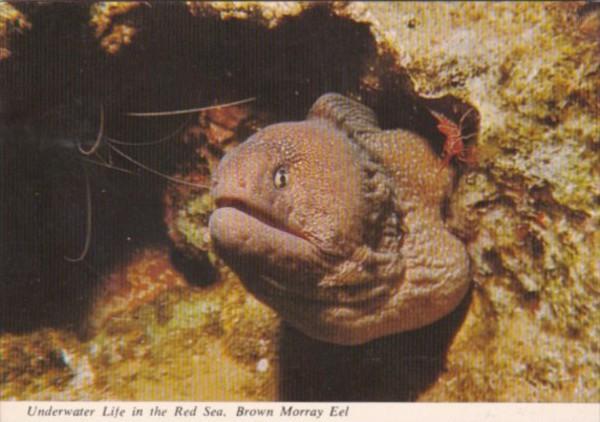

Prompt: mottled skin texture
[{"left": 209, "top": 94, "right": 470, "bottom": 345}]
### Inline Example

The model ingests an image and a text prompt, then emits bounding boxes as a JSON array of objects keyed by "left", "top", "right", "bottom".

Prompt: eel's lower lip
[
  {"left": 213, "top": 197, "right": 305, "bottom": 240},
  {"left": 209, "top": 205, "right": 323, "bottom": 276}
]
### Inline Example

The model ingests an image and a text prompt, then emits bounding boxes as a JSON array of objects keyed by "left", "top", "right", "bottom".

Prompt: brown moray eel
[{"left": 209, "top": 94, "right": 470, "bottom": 345}]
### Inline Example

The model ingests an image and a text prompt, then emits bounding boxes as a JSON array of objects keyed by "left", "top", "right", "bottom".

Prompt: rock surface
[
  {"left": 1, "top": 249, "right": 279, "bottom": 400},
  {"left": 1, "top": 2, "right": 598, "bottom": 401}
]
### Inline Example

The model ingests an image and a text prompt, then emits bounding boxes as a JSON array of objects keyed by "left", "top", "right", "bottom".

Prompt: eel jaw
[
  {"left": 209, "top": 201, "right": 327, "bottom": 282},
  {"left": 209, "top": 200, "right": 391, "bottom": 304},
  {"left": 209, "top": 196, "right": 397, "bottom": 345}
]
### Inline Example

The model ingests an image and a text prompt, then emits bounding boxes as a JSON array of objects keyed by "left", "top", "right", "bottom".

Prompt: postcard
[{"left": 1, "top": 2, "right": 598, "bottom": 421}]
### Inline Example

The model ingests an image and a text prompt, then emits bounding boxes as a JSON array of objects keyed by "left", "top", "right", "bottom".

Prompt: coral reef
[
  {"left": 355, "top": 2, "right": 599, "bottom": 401},
  {"left": 1, "top": 249, "right": 278, "bottom": 400},
  {"left": 0, "top": 2, "right": 30, "bottom": 59}
]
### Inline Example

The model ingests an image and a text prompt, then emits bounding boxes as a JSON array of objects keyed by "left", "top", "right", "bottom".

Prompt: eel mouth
[
  {"left": 209, "top": 197, "right": 326, "bottom": 278},
  {"left": 211, "top": 198, "right": 390, "bottom": 306},
  {"left": 214, "top": 197, "right": 307, "bottom": 241}
]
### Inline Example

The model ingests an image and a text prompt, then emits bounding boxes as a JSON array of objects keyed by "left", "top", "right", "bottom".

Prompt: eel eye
[{"left": 273, "top": 166, "right": 288, "bottom": 189}]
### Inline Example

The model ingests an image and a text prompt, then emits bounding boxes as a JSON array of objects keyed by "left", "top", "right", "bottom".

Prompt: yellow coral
[{"left": 0, "top": 3, "right": 31, "bottom": 60}]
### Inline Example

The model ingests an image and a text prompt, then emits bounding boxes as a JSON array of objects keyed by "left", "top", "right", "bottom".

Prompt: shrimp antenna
[
  {"left": 124, "top": 97, "right": 256, "bottom": 117},
  {"left": 105, "top": 115, "right": 191, "bottom": 146},
  {"left": 106, "top": 142, "right": 209, "bottom": 189},
  {"left": 78, "top": 104, "right": 105, "bottom": 156},
  {"left": 64, "top": 168, "right": 92, "bottom": 262},
  {"left": 458, "top": 107, "right": 475, "bottom": 126}
]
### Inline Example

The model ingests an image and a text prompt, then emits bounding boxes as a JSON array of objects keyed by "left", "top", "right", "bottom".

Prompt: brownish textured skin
[{"left": 209, "top": 94, "right": 470, "bottom": 344}]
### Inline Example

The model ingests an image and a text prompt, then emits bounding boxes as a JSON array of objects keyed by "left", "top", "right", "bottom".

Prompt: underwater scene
[{"left": 0, "top": 2, "right": 598, "bottom": 402}]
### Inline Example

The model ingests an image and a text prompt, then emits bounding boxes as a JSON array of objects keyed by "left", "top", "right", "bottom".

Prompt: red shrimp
[{"left": 430, "top": 108, "right": 477, "bottom": 167}]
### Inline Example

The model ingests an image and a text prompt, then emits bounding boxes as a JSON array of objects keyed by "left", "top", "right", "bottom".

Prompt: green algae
[
  {"left": 173, "top": 192, "right": 217, "bottom": 263},
  {"left": 84, "top": 277, "right": 279, "bottom": 400}
]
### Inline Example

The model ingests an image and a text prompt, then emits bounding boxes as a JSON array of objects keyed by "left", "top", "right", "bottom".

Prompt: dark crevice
[{"left": 280, "top": 288, "right": 472, "bottom": 401}]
